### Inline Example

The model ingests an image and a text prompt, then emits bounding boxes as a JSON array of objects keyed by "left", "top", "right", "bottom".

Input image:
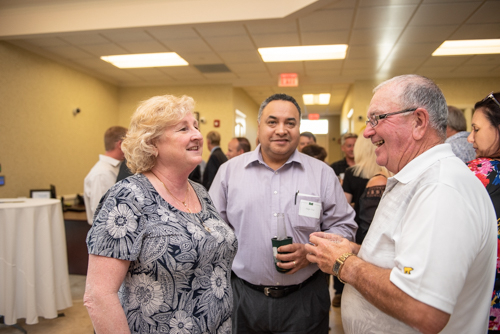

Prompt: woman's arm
[{"left": 84, "top": 254, "right": 131, "bottom": 334}]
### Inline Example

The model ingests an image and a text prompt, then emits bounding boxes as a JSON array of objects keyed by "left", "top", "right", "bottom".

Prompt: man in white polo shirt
[{"left": 306, "top": 74, "right": 496, "bottom": 333}]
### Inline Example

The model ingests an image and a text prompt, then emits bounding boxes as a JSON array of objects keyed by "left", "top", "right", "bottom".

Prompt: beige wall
[
  {"left": 0, "top": 41, "right": 119, "bottom": 198},
  {"left": 233, "top": 88, "right": 259, "bottom": 151}
]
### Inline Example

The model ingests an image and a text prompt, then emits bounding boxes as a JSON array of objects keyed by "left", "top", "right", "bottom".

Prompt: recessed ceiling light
[
  {"left": 432, "top": 39, "right": 500, "bottom": 56},
  {"left": 303, "top": 94, "right": 331, "bottom": 105},
  {"left": 101, "top": 52, "right": 189, "bottom": 68},
  {"left": 259, "top": 45, "right": 347, "bottom": 62}
]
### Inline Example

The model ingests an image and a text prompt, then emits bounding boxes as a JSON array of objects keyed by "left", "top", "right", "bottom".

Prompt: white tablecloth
[{"left": 0, "top": 198, "right": 73, "bottom": 325}]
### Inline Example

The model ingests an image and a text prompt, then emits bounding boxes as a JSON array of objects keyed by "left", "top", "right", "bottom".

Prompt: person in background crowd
[
  {"left": 445, "top": 105, "right": 476, "bottom": 163},
  {"left": 84, "top": 126, "right": 127, "bottom": 225},
  {"left": 306, "top": 75, "right": 496, "bottom": 334},
  {"left": 202, "top": 130, "right": 227, "bottom": 190},
  {"left": 298, "top": 131, "right": 316, "bottom": 152},
  {"left": 332, "top": 133, "right": 390, "bottom": 308},
  {"left": 226, "top": 137, "right": 251, "bottom": 159},
  {"left": 210, "top": 93, "right": 356, "bottom": 334},
  {"left": 84, "top": 94, "right": 237, "bottom": 334},
  {"left": 301, "top": 143, "right": 327, "bottom": 162},
  {"left": 330, "top": 133, "right": 358, "bottom": 179},
  {"left": 467, "top": 91, "right": 500, "bottom": 333}
]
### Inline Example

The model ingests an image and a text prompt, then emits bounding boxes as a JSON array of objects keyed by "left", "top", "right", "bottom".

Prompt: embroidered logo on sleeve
[{"left": 404, "top": 267, "right": 413, "bottom": 274}]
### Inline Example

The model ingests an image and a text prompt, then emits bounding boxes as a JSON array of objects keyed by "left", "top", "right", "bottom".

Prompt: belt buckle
[{"left": 264, "top": 287, "right": 272, "bottom": 297}]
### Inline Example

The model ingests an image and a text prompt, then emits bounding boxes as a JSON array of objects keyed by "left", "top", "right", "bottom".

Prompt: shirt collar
[
  {"left": 245, "top": 144, "right": 303, "bottom": 170},
  {"left": 445, "top": 131, "right": 470, "bottom": 142},
  {"left": 99, "top": 154, "right": 122, "bottom": 167},
  {"left": 210, "top": 146, "right": 220, "bottom": 154},
  {"left": 392, "top": 143, "right": 455, "bottom": 185}
]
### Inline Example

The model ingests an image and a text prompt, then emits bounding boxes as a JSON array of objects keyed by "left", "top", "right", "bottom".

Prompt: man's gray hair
[
  {"left": 374, "top": 75, "right": 448, "bottom": 140},
  {"left": 258, "top": 93, "right": 301, "bottom": 123},
  {"left": 447, "top": 105, "right": 467, "bottom": 132}
]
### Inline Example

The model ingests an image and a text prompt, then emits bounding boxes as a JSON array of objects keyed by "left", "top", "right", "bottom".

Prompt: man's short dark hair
[
  {"left": 258, "top": 94, "right": 301, "bottom": 123},
  {"left": 300, "top": 132, "right": 316, "bottom": 143},
  {"left": 104, "top": 126, "right": 127, "bottom": 151},
  {"left": 447, "top": 106, "right": 467, "bottom": 132},
  {"left": 236, "top": 137, "right": 251, "bottom": 153},
  {"left": 302, "top": 144, "right": 327, "bottom": 161}
]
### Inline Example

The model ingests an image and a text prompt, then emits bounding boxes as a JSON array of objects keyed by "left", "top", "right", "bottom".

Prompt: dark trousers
[
  {"left": 333, "top": 275, "right": 345, "bottom": 295},
  {"left": 231, "top": 271, "right": 330, "bottom": 334}
]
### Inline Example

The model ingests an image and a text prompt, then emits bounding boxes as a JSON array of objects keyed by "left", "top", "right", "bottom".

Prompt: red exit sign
[{"left": 279, "top": 73, "right": 298, "bottom": 87}]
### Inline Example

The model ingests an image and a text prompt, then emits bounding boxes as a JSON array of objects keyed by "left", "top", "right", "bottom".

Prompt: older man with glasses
[{"left": 306, "top": 74, "right": 497, "bottom": 334}]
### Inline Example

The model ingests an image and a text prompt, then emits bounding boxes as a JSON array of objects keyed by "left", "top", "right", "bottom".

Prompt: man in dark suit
[{"left": 202, "top": 131, "right": 227, "bottom": 190}]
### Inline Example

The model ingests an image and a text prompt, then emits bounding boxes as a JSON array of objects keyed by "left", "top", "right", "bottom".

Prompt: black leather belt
[{"left": 239, "top": 270, "right": 320, "bottom": 298}]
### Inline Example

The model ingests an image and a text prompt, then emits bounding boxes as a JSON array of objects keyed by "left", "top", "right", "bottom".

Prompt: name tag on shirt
[{"left": 299, "top": 199, "right": 321, "bottom": 219}]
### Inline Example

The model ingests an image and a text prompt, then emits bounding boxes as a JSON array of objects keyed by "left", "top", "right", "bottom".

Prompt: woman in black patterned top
[{"left": 84, "top": 95, "right": 237, "bottom": 334}]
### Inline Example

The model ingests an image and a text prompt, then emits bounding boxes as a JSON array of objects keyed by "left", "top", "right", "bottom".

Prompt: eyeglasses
[
  {"left": 365, "top": 108, "right": 417, "bottom": 128},
  {"left": 482, "top": 92, "right": 500, "bottom": 108}
]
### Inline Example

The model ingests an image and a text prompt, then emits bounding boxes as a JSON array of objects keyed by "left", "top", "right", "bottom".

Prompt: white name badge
[{"left": 299, "top": 199, "right": 321, "bottom": 219}]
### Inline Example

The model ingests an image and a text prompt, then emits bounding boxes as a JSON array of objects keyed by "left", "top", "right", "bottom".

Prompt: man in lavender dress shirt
[{"left": 209, "top": 93, "right": 357, "bottom": 333}]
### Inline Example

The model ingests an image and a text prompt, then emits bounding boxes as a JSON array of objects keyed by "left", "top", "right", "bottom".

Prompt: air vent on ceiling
[{"left": 194, "top": 64, "right": 231, "bottom": 73}]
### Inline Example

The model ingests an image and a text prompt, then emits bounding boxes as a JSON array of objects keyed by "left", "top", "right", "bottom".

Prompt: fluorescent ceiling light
[
  {"left": 432, "top": 39, "right": 500, "bottom": 56},
  {"left": 303, "top": 94, "right": 331, "bottom": 105},
  {"left": 259, "top": 45, "right": 347, "bottom": 62},
  {"left": 300, "top": 119, "right": 329, "bottom": 135},
  {"left": 101, "top": 52, "right": 189, "bottom": 68}
]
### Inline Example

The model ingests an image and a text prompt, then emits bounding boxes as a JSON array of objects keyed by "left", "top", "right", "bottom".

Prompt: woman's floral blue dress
[
  {"left": 468, "top": 158, "right": 500, "bottom": 332},
  {"left": 87, "top": 174, "right": 237, "bottom": 334}
]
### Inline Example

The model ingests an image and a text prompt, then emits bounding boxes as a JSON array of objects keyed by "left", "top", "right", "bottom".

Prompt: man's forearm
[{"left": 342, "top": 257, "right": 450, "bottom": 334}]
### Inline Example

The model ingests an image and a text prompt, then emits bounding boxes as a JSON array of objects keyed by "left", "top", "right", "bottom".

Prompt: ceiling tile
[
  {"left": 252, "top": 33, "right": 300, "bottom": 48},
  {"left": 195, "top": 23, "right": 247, "bottom": 37},
  {"left": 360, "top": 0, "right": 420, "bottom": 5},
  {"left": 420, "top": 56, "right": 471, "bottom": 67},
  {"left": 227, "top": 62, "right": 268, "bottom": 73},
  {"left": 43, "top": 45, "right": 93, "bottom": 59},
  {"left": 176, "top": 51, "right": 222, "bottom": 65},
  {"left": 398, "top": 25, "right": 456, "bottom": 44},
  {"left": 462, "top": 54, "right": 500, "bottom": 66},
  {"left": 389, "top": 42, "right": 442, "bottom": 57},
  {"left": 204, "top": 35, "right": 255, "bottom": 52},
  {"left": 157, "top": 66, "right": 205, "bottom": 79},
  {"left": 124, "top": 68, "right": 173, "bottom": 79},
  {"left": 218, "top": 50, "right": 262, "bottom": 64},
  {"left": 100, "top": 29, "right": 154, "bottom": 43},
  {"left": 354, "top": 5, "right": 417, "bottom": 29},
  {"left": 466, "top": 1, "right": 500, "bottom": 24},
  {"left": 304, "top": 60, "right": 342, "bottom": 71},
  {"left": 118, "top": 40, "right": 170, "bottom": 53},
  {"left": 21, "top": 37, "right": 68, "bottom": 47},
  {"left": 71, "top": 58, "right": 117, "bottom": 70},
  {"left": 147, "top": 26, "right": 198, "bottom": 40},
  {"left": 324, "top": 0, "right": 357, "bottom": 9},
  {"left": 79, "top": 43, "right": 128, "bottom": 57},
  {"left": 301, "top": 30, "right": 349, "bottom": 45},
  {"left": 59, "top": 33, "right": 109, "bottom": 46},
  {"left": 299, "top": 9, "right": 354, "bottom": 32},
  {"left": 350, "top": 28, "right": 403, "bottom": 46},
  {"left": 265, "top": 62, "right": 305, "bottom": 75},
  {"left": 343, "top": 58, "right": 379, "bottom": 70},
  {"left": 163, "top": 37, "right": 212, "bottom": 53},
  {"left": 409, "top": 3, "right": 482, "bottom": 26},
  {"left": 246, "top": 20, "right": 297, "bottom": 34},
  {"left": 450, "top": 23, "right": 500, "bottom": 39},
  {"left": 235, "top": 72, "right": 273, "bottom": 80},
  {"left": 347, "top": 45, "right": 393, "bottom": 60}
]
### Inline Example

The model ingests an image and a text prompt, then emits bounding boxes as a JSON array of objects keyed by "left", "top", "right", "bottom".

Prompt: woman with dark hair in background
[{"left": 467, "top": 92, "right": 500, "bottom": 333}]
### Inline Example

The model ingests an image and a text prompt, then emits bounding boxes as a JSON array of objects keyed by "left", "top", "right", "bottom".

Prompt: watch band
[{"left": 333, "top": 252, "right": 355, "bottom": 284}]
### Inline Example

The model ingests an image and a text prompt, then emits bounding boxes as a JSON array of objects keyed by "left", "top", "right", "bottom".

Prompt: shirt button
[
  {"left": 275, "top": 172, "right": 278, "bottom": 175},
  {"left": 273, "top": 191, "right": 277, "bottom": 194},
  {"left": 273, "top": 213, "right": 277, "bottom": 217}
]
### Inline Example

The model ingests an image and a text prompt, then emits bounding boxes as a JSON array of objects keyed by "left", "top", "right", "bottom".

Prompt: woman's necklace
[
  {"left": 150, "top": 171, "right": 211, "bottom": 232},
  {"left": 151, "top": 171, "right": 191, "bottom": 212}
]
